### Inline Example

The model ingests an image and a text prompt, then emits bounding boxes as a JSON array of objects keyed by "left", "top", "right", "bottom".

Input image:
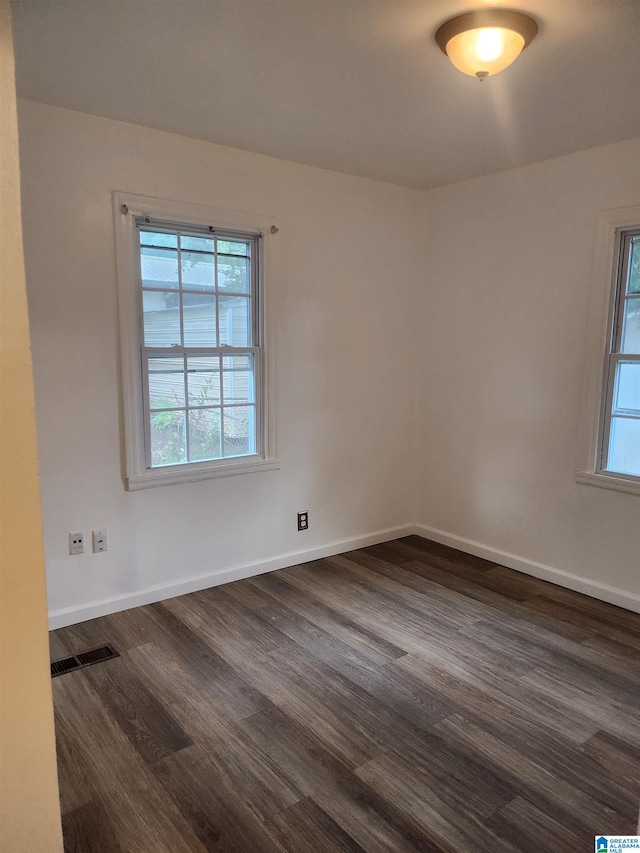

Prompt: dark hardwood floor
[{"left": 50, "top": 535, "right": 640, "bottom": 852}]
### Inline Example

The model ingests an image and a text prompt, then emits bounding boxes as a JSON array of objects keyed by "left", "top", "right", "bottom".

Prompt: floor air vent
[{"left": 50, "top": 644, "right": 119, "bottom": 678}]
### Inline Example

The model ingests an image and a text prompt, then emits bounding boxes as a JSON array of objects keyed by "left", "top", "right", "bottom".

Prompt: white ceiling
[{"left": 10, "top": 0, "right": 640, "bottom": 189}]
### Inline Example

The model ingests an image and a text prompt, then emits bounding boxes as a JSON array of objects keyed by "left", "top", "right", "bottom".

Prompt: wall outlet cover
[
  {"left": 92, "top": 528, "right": 108, "bottom": 553},
  {"left": 69, "top": 532, "right": 84, "bottom": 555}
]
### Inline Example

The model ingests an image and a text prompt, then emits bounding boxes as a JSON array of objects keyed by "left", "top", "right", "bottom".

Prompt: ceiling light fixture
[{"left": 435, "top": 9, "right": 538, "bottom": 81}]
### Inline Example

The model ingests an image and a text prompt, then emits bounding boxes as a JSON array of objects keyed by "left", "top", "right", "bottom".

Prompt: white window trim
[
  {"left": 113, "top": 191, "right": 279, "bottom": 490},
  {"left": 576, "top": 204, "right": 640, "bottom": 497}
]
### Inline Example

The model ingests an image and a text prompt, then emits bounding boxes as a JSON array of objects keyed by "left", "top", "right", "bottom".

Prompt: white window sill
[
  {"left": 576, "top": 470, "right": 640, "bottom": 497},
  {"left": 126, "top": 456, "right": 281, "bottom": 491}
]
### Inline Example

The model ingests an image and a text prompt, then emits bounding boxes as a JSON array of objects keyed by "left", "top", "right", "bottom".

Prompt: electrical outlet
[
  {"left": 297, "top": 511, "right": 309, "bottom": 531},
  {"left": 92, "top": 528, "right": 108, "bottom": 553},
  {"left": 69, "top": 532, "right": 84, "bottom": 555}
]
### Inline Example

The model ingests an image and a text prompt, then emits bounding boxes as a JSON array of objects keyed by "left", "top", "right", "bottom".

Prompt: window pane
[
  {"left": 182, "top": 250, "right": 215, "bottom": 291},
  {"left": 219, "top": 295, "right": 250, "bottom": 346},
  {"left": 143, "top": 291, "right": 181, "bottom": 346},
  {"left": 222, "top": 405, "right": 254, "bottom": 457},
  {"left": 218, "top": 239, "right": 250, "bottom": 257},
  {"left": 613, "top": 361, "right": 640, "bottom": 414},
  {"left": 148, "top": 357, "right": 185, "bottom": 409},
  {"left": 218, "top": 255, "right": 250, "bottom": 293},
  {"left": 187, "top": 356, "right": 221, "bottom": 407},
  {"left": 188, "top": 408, "right": 222, "bottom": 462},
  {"left": 223, "top": 354, "right": 254, "bottom": 404},
  {"left": 141, "top": 246, "right": 179, "bottom": 289},
  {"left": 621, "top": 298, "right": 640, "bottom": 353},
  {"left": 183, "top": 293, "right": 217, "bottom": 347},
  {"left": 140, "top": 231, "right": 178, "bottom": 249},
  {"left": 627, "top": 237, "right": 640, "bottom": 295},
  {"left": 607, "top": 417, "right": 640, "bottom": 477},
  {"left": 150, "top": 410, "right": 186, "bottom": 467},
  {"left": 181, "top": 235, "right": 214, "bottom": 252}
]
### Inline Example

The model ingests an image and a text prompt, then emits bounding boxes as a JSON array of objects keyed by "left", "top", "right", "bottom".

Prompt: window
[
  {"left": 578, "top": 208, "right": 640, "bottom": 495},
  {"left": 114, "top": 194, "right": 278, "bottom": 490},
  {"left": 599, "top": 228, "right": 640, "bottom": 480}
]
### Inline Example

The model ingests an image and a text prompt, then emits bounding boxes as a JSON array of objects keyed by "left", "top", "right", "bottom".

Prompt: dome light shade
[{"left": 435, "top": 9, "right": 538, "bottom": 81}]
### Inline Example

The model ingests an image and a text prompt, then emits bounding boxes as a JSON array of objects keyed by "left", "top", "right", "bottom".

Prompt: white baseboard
[
  {"left": 49, "top": 520, "right": 640, "bottom": 629},
  {"left": 414, "top": 523, "right": 640, "bottom": 615},
  {"left": 48, "top": 524, "right": 414, "bottom": 630}
]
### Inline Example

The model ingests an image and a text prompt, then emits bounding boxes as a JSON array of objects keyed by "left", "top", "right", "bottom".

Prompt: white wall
[
  {"left": 17, "top": 101, "right": 423, "bottom": 625},
  {"left": 17, "top": 100, "right": 640, "bottom": 624},
  {"left": 416, "top": 137, "right": 640, "bottom": 605},
  {"left": 0, "top": 4, "right": 62, "bottom": 849}
]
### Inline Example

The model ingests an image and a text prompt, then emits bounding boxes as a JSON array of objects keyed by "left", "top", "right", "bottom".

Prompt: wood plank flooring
[{"left": 50, "top": 535, "right": 640, "bottom": 852}]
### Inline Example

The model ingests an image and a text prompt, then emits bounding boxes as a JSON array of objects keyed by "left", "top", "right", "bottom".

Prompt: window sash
[
  {"left": 135, "top": 219, "right": 262, "bottom": 470},
  {"left": 141, "top": 348, "right": 262, "bottom": 468},
  {"left": 597, "top": 228, "right": 640, "bottom": 481}
]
